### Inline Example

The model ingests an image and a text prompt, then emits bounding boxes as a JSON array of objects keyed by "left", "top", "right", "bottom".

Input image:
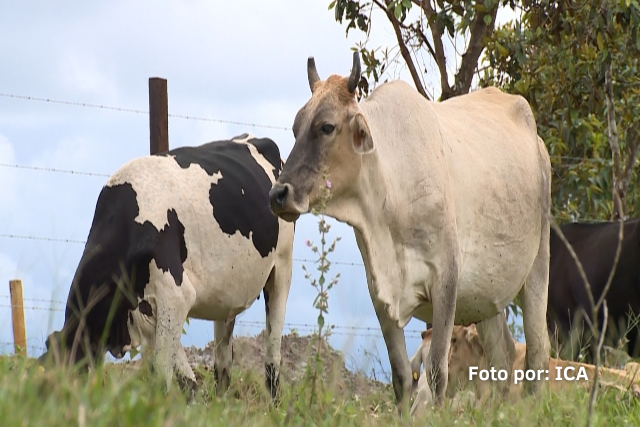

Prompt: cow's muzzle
[{"left": 269, "top": 183, "right": 302, "bottom": 222}]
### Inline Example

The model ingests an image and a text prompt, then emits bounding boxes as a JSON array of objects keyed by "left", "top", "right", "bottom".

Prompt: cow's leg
[
  {"left": 427, "top": 268, "right": 458, "bottom": 407},
  {"left": 519, "top": 219, "right": 551, "bottom": 395},
  {"left": 174, "top": 345, "right": 197, "bottom": 403},
  {"left": 410, "top": 369, "right": 434, "bottom": 418},
  {"left": 213, "top": 317, "right": 235, "bottom": 397},
  {"left": 356, "top": 229, "right": 411, "bottom": 414},
  {"left": 263, "top": 257, "right": 292, "bottom": 403},
  {"left": 151, "top": 268, "right": 197, "bottom": 394},
  {"left": 409, "top": 337, "right": 433, "bottom": 417},
  {"left": 372, "top": 299, "right": 412, "bottom": 414},
  {"left": 475, "top": 313, "right": 516, "bottom": 397}
]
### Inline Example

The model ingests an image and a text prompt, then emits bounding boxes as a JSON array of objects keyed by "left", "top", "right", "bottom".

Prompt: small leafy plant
[{"left": 301, "top": 170, "right": 341, "bottom": 407}]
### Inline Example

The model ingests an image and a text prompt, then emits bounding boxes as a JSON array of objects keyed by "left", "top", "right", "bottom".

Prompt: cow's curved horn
[
  {"left": 347, "top": 51, "right": 361, "bottom": 94},
  {"left": 308, "top": 57, "right": 320, "bottom": 93}
]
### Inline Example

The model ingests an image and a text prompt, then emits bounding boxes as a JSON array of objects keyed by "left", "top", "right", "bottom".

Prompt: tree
[
  {"left": 480, "top": 0, "right": 640, "bottom": 221},
  {"left": 329, "top": 0, "right": 517, "bottom": 100}
]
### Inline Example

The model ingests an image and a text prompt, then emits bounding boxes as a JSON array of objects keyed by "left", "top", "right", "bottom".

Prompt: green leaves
[
  {"left": 480, "top": 0, "right": 640, "bottom": 221},
  {"left": 597, "top": 31, "right": 605, "bottom": 51},
  {"left": 327, "top": 0, "right": 504, "bottom": 99},
  {"left": 394, "top": 2, "right": 403, "bottom": 19},
  {"left": 330, "top": 0, "right": 370, "bottom": 35}
]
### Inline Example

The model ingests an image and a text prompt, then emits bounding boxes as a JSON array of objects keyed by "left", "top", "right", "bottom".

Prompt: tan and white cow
[
  {"left": 269, "top": 51, "right": 552, "bottom": 410},
  {"left": 410, "top": 323, "right": 640, "bottom": 416}
]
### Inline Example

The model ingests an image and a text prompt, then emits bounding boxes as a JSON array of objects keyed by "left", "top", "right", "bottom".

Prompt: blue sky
[{"left": 0, "top": 0, "right": 521, "bottom": 379}]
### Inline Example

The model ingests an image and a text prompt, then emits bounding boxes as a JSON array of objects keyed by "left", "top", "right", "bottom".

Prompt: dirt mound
[{"left": 183, "top": 330, "right": 388, "bottom": 397}]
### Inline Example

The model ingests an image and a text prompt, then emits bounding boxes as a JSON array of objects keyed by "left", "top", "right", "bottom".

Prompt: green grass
[{"left": 1, "top": 355, "right": 639, "bottom": 427}]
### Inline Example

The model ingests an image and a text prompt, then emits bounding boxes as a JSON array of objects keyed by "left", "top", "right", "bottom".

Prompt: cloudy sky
[{"left": 0, "top": 1, "right": 519, "bottom": 379}]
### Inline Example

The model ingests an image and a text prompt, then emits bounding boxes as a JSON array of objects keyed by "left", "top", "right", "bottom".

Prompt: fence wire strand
[
  {"left": 0, "top": 233, "right": 365, "bottom": 267},
  {"left": 0, "top": 155, "right": 612, "bottom": 181},
  {"left": 0, "top": 303, "right": 423, "bottom": 338},
  {"left": 0, "top": 93, "right": 292, "bottom": 131},
  {"left": 0, "top": 163, "right": 110, "bottom": 178}
]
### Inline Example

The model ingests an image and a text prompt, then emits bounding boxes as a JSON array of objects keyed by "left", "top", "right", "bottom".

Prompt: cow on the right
[{"left": 547, "top": 217, "right": 640, "bottom": 362}]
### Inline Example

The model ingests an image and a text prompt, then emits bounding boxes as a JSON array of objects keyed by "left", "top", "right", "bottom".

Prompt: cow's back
[
  {"left": 69, "top": 137, "right": 287, "bottom": 340},
  {"left": 360, "top": 83, "right": 550, "bottom": 324},
  {"left": 434, "top": 88, "right": 549, "bottom": 318}
]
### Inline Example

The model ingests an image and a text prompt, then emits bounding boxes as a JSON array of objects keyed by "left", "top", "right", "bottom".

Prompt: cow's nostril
[
  {"left": 276, "top": 185, "right": 288, "bottom": 206},
  {"left": 269, "top": 184, "right": 290, "bottom": 211}
]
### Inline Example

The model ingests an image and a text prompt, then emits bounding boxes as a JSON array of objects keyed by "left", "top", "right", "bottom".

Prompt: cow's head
[
  {"left": 269, "top": 52, "right": 372, "bottom": 222},
  {"left": 412, "top": 325, "right": 488, "bottom": 398},
  {"left": 38, "top": 255, "right": 136, "bottom": 369},
  {"left": 447, "top": 325, "right": 487, "bottom": 393},
  {"left": 39, "top": 327, "right": 99, "bottom": 368}
]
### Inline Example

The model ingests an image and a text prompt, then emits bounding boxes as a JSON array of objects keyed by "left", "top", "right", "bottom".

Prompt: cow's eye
[
  {"left": 321, "top": 123, "right": 335, "bottom": 135},
  {"left": 451, "top": 337, "right": 457, "bottom": 345}
]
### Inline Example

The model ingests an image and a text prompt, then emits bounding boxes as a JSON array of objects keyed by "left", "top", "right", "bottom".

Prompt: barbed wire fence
[
  {"left": 0, "top": 297, "right": 423, "bottom": 337},
  {"left": 0, "top": 93, "right": 293, "bottom": 131},
  {"left": 0, "top": 91, "right": 614, "bottom": 163}
]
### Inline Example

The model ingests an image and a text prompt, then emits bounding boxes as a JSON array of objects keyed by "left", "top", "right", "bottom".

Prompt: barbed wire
[
  {"left": 295, "top": 258, "right": 363, "bottom": 267},
  {"left": 234, "top": 322, "right": 421, "bottom": 339},
  {"left": 0, "top": 233, "right": 365, "bottom": 267},
  {"left": 0, "top": 304, "right": 64, "bottom": 312},
  {"left": 0, "top": 233, "right": 88, "bottom": 245},
  {"left": 0, "top": 296, "right": 65, "bottom": 305},
  {"left": 0, "top": 154, "right": 615, "bottom": 180},
  {"left": 0, "top": 93, "right": 292, "bottom": 131},
  {"left": 0, "top": 163, "right": 110, "bottom": 177},
  {"left": 0, "top": 304, "right": 424, "bottom": 338},
  {"left": 0, "top": 342, "right": 45, "bottom": 352},
  {"left": 233, "top": 319, "right": 423, "bottom": 335},
  {"left": 2, "top": 93, "right": 634, "bottom": 165}
]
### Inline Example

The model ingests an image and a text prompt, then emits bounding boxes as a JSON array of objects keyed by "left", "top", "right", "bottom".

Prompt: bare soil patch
[{"left": 183, "top": 330, "right": 389, "bottom": 397}]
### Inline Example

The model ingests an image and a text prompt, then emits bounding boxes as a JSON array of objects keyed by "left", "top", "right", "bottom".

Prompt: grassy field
[{"left": 2, "top": 351, "right": 640, "bottom": 427}]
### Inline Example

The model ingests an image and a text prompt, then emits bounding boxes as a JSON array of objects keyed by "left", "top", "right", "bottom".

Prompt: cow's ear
[
  {"left": 421, "top": 328, "right": 432, "bottom": 340},
  {"left": 349, "top": 113, "right": 374, "bottom": 154},
  {"left": 465, "top": 325, "right": 478, "bottom": 345},
  {"left": 465, "top": 326, "right": 485, "bottom": 356}
]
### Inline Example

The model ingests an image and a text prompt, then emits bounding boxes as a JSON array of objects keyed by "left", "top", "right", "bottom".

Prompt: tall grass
[{"left": 2, "top": 354, "right": 639, "bottom": 426}]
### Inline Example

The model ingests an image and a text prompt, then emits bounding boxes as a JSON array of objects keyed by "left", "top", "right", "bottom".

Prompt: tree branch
[
  {"left": 550, "top": 220, "right": 596, "bottom": 335},
  {"left": 376, "top": 0, "right": 430, "bottom": 99},
  {"left": 417, "top": 0, "right": 452, "bottom": 99},
  {"left": 596, "top": 201, "right": 624, "bottom": 312},
  {"left": 451, "top": 0, "right": 499, "bottom": 98},
  {"left": 414, "top": 23, "right": 438, "bottom": 61},
  {"left": 587, "top": 300, "right": 607, "bottom": 427},
  {"left": 604, "top": 63, "right": 624, "bottom": 220},
  {"left": 621, "top": 122, "right": 640, "bottom": 201}
]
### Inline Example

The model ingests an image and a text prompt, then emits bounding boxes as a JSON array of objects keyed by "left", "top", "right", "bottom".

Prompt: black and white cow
[{"left": 40, "top": 134, "right": 295, "bottom": 401}]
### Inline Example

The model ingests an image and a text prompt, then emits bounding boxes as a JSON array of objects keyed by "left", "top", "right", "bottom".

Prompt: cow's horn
[
  {"left": 347, "top": 51, "right": 361, "bottom": 94},
  {"left": 308, "top": 57, "right": 320, "bottom": 93}
]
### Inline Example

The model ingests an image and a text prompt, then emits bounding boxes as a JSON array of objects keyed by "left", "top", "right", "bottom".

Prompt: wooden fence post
[
  {"left": 9, "top": 279, "right": 27, "bottom": 357},
  {"left": 149, "top": 77, "right": 169, "bottom": 155}
]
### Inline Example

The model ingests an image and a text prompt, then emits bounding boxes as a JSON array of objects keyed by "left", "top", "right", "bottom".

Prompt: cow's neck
[{"left": 323, "top": 151, "right": 417, "bottom": 328}]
